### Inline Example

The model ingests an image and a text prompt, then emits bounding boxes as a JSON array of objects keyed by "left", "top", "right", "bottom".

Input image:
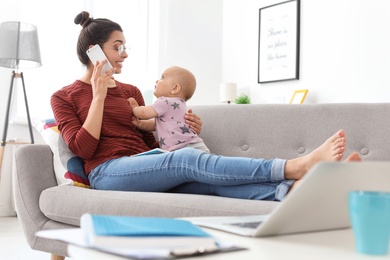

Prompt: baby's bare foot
[{"left": 285, "top": 130, "right": 346, "bottom": 180}]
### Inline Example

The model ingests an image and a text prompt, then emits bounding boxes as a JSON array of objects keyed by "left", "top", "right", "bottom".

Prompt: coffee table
[{"left": 67, "top": 227, "right": 389, "bottom": 259}]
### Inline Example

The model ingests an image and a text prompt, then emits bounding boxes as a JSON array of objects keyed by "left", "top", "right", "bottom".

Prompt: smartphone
[{"left": 86, "top": 44, "right": 113, "bottom": 75}]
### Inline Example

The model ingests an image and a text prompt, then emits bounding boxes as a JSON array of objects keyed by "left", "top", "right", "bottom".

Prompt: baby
[{"left": 129, "top": 66, "right": 210, "bottom": 153}]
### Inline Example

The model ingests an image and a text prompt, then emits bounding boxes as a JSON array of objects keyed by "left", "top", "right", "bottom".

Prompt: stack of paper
[{"left": 36, "top": 214, "right": 245, "bottom": 259}]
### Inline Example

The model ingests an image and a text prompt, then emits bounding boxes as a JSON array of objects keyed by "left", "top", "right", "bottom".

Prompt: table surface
[{"left": 68, "top": 227, "right": 390, "bottom": 260}]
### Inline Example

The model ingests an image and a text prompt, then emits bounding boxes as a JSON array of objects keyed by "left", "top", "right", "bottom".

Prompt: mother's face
[{"left": 100, "top": 30, "right": 128, "bottom": 74}]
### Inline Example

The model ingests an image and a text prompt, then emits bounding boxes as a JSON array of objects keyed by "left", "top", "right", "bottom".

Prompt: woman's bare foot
[
  {"left": 284, "top": 130, "right": 346, "bottom": 180},
  {"left": 344, "top": 151, "right": 362, "bottom": 162},
  {"left": 288, "top": 151, "right": 362, "bottom": 192}
]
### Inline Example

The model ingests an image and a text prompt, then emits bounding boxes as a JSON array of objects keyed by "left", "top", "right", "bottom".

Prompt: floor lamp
[{"left": 0, "top": 21, "right": 42, "bottom": 177}]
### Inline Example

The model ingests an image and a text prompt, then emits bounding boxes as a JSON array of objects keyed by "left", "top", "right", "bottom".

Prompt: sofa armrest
[{"left": 13, "top": 144, "right": 57, "bottom": 248}]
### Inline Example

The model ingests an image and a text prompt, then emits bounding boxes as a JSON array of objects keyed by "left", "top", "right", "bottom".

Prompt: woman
[{"left": 51, "top": 11, "right": 360, "bottom": 201}]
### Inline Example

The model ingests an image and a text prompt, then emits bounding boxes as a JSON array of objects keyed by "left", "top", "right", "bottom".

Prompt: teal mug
[{"left": 349, "top": 191, "right": 390, "bottom": 255}]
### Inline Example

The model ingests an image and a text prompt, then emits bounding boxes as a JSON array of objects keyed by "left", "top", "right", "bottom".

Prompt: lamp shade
[
  {"left": 0, "top": 21, "right": 42, "bottom": 69},
  {"left": 219, "top": 82, "right": 237, "bottom": 103}
]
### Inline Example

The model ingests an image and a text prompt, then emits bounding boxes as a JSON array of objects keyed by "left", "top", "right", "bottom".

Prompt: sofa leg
[{"left": 50, "top": 254, "right": 65, "bottom": 260}]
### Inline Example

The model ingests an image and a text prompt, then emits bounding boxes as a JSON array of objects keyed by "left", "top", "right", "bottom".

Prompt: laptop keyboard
[{"left": 225, "top": 221, "right": 262, "bottom": 229}]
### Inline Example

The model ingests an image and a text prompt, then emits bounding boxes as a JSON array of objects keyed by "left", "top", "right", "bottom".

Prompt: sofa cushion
[
  {"left": 39, "top": 185, "right": 279, "bottom": 226},
  {"left": 33, "top": 119, "right": 90, "bottom": 188}
]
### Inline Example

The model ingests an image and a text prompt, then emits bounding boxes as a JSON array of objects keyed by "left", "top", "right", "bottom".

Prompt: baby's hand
[
  {"left": 132, "top": 116, "right": 141, "bottom": 127},
  {"left": 128, "top": 98, "right": 139, "bottom": 109}
]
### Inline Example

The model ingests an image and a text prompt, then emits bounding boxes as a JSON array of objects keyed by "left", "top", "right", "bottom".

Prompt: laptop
[{"left": 190, "top": 162, "right": 390, "bottom": 237}]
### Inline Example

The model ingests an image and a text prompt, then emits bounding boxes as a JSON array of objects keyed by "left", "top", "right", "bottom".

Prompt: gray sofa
[{"left": 13, "top": 103, "right": 390, "bottom": 259}]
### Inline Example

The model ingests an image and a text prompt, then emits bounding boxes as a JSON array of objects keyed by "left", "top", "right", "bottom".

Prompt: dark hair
[{"left": 74, "top": 11, "right": 122, "bottom": 65}]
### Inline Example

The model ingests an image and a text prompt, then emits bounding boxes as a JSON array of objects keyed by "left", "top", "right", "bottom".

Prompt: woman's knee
[
  {"left": 171, "top": 147, "right": 206, "bottom": 162},
  {"left": 173, "top": 147, "right": 202, "bottom": 156}
]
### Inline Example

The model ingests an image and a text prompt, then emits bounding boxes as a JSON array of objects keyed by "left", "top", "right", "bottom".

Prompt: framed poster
[{"left": 258, "top": 0, "right": 300, "bottom": 83}]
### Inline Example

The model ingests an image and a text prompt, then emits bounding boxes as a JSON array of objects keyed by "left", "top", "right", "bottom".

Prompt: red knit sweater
[{"left": 51, "top": 80, "right": 158, "bottom": 174}]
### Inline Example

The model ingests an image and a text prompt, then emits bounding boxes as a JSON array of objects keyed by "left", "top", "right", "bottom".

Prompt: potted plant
[{"left": 235, "top": 94, "right": 251, "bottom": 104}]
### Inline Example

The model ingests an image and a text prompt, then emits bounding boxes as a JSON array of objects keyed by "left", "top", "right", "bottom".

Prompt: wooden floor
[{"left": 0, "top": 216, "right": 67, "bottom": 260}]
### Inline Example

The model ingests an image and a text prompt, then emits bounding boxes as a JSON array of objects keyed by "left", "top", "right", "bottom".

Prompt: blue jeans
[{"left": 88, "top": 147, "right": 294, "bottom": 201}]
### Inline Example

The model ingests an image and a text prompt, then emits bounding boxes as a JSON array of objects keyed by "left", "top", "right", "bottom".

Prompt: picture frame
[
  {"left": 289, "top": 89, "right": 308, "bottom": 104},
  {"left": 258, "top": 0, "right": 300, "bottom": 83}
]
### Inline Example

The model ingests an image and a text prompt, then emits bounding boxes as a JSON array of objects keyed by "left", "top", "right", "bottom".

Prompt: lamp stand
[{"left": 0, "top": 71, "right": 34, "bottom": 177}]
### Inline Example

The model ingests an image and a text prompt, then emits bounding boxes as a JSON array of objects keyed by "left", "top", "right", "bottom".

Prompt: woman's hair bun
[{"left": 74, "top": 11, "right": 92, "bottom": 28}]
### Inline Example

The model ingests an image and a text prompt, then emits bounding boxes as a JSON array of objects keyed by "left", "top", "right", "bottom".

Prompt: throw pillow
[{"left": 33, "top": 119, "right": 90, "bottom": 188}]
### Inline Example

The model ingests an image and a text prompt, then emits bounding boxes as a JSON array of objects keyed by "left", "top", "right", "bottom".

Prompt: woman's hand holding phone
[{"left": 91, "top": 60, "right": 116, "bottom": 99}]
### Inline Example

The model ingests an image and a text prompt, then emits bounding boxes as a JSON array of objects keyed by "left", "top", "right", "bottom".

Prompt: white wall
[
  {"left": 223, "top": 0, "right": 390, "bottom": 104},
  {"left": 152, "top": 0, "right": 223, "bottom": 106}
]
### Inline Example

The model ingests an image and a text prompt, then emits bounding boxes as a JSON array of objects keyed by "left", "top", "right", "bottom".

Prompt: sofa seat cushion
[{"left": 39, "top": 186, "right": 279, "bottom": 226}]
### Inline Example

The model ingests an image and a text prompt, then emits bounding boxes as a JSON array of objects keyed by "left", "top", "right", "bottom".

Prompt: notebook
[
  {"left": 190, "top": 161, "right": 390, "bottom": 237},
  {"left": 80, "top": 214, "right": 218, "bottom": 250}
]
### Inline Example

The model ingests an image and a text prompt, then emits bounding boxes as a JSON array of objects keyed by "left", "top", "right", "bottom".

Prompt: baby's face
[{"left": 154, "top": 67, "right": 179, "bottom": 98}]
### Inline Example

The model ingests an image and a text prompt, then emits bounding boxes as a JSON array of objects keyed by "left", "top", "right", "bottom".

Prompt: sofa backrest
[{"left": 191, "top": 103, "right": 390, "bottom": 161}]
